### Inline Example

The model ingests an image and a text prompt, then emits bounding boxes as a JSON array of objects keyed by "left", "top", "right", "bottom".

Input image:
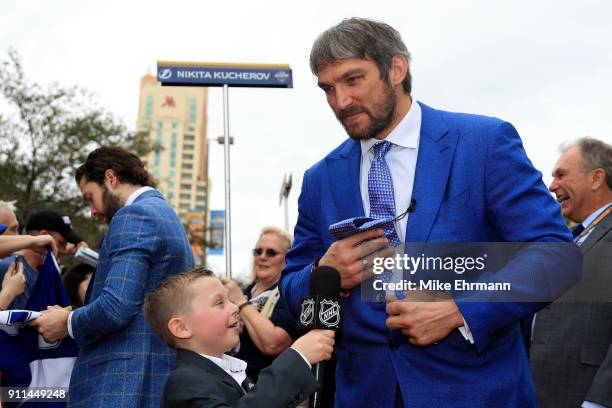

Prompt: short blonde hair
[
  {"left": 143, "top": 267, "right": 214, "bottom": 347},
  {"left": 250, "top": 226, "right": 293, "bottom": 281}
]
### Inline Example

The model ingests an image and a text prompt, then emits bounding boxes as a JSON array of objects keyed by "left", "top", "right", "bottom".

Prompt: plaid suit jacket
[{"left": 68, "top": 189, "right": 194, "bottom": 408}]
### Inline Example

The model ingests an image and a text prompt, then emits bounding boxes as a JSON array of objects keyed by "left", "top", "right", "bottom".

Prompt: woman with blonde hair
[{"left": 223, "top": 226, "right": 299, "bottom": 382}]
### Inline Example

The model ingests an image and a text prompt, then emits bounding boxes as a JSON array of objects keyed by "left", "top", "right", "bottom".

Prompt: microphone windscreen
[{"left": 309, "top": 266, "right": 341, "bottom": 297}]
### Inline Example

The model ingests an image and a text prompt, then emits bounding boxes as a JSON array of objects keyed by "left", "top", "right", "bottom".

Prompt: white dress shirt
[
  {"left": 200, "top": 353, "right": 249, "bottom": 390},
  {"left": 359, "top": 100, "right": 473, "bottom": 344},
  {"left": 201, "top": 348, "right": 310, "bottom": 391},
  {"left": 359, "top": 100, "right": 421, "bottom": 241},
  {"left": 67, "top": 186, "right": 156, "bottom": 339}
]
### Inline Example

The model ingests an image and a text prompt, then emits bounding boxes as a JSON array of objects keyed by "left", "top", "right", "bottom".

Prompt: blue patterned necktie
[{"left": 368, "top": 141, "right": 401, "bottom": 245}]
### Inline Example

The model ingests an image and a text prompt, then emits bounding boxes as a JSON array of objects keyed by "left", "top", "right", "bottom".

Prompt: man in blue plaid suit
[{"left": 33, "top": 146, "right": 194, "bottom": 407}]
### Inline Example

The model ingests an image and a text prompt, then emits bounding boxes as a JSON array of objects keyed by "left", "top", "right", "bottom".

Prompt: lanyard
[{"left": 574, "top": 203, "right": 612, "bottom": 243}]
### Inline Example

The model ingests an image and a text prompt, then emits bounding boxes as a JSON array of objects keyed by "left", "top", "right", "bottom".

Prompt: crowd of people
[{"left": 0, "top": 16, "right": 611, "bottom": 408}]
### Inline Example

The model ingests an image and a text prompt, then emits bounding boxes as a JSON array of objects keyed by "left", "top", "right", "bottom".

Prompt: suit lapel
[
  {"left": 176, "top": 349, "right": 245, "bottom": 395},
  {"left": 326, "top": 140, "right": 365, "bottom": 221},
  {"left": 580, "top": 211, "right": 612, "bottom": 254},
  {"left": 406, "top": 103, "right": 457, "bottom": 242}
]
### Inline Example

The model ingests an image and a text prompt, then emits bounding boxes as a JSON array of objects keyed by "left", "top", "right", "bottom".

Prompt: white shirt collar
[
  {"left": 360, "top": 99, "right": 421, "bottom": 156},
  {"left": 125, "top": 186, "right": 155, "bottom": 207},
  {"left": 582, "top": 202, "right": 612, "bottom": 228},
  {"left": 199, "top": 353, "right": 248, "bottom": 387}
]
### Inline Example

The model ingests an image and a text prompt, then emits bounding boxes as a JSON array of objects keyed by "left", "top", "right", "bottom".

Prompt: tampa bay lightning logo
[
  {"left": 159, "top": 68, "right": 172, "bottom": 80},
  {"left": 319, "top": 299, "right": 340, "bottom": 328},
  {"left": 299, "top": 299, "right": 315, "bottom": 326},
  {"left": 274, "top": 70, "right": 290, "bottom": 83}
]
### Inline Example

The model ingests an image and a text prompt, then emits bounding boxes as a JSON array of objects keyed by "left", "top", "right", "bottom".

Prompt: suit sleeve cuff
[
  {"left": 458, "top": 317, "right": 475, "bottom": 344},
  {"left": 67, "top": 311, "right": 75, "bottom": 339},
  {"left": 290, "top": 346, "right": 312, "bottom": 369}
]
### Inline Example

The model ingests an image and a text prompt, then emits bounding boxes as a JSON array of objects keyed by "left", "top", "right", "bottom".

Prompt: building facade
[{"left": 136, "top": 74, "right": 210, "bottom": 223}]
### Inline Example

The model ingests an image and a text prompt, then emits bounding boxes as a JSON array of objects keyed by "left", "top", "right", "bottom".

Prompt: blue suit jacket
[
  {"left": 280, "top": 103, "right": 574, "bottom": 408},
  {"left": 68, "top": 190, "right": 194, "bottom": 408}
]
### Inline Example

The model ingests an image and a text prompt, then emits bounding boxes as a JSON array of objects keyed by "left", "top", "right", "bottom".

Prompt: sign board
[
  {"left": 209, "top": 210, "right": 225, "bottom": 256},
  {"left": 157, "top": 61, "right": 293, "bottom": 88}
]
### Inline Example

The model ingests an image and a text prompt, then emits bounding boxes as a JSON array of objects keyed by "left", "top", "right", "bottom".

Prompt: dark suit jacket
[
  {"left": 162, "top": 348, "right": 319, "bottom": 408},
  {"left": 531, "top": 209, "right": 612, "bottom": 407}
]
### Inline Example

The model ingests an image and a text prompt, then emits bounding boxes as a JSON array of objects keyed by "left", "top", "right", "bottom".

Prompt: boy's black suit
[{"left": 162, "top": 348, "right": 319, "bottom": 408}]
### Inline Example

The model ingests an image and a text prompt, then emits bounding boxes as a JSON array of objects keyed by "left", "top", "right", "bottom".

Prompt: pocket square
[{"left": 328, "top": 217, "right": 396, "bottom": 240}]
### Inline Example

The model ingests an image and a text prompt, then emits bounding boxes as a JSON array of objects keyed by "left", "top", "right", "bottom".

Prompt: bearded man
[
  {"left": 280, "top": 17, "right": 577, "bottom": 408},
  {"left": 33, "top": 146, "right": 194, "bottom": 407}
]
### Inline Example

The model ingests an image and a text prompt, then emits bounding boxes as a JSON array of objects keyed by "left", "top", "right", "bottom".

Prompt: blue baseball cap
[{"left": 0, "top": 224, "right": 7, "bottom": 234}]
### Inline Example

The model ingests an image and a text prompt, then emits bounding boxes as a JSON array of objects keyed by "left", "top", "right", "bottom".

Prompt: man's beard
[
  {"left": 336, "top": 81, "right": 397, "bottom": 141},
  {"left": 100, "top": 185, "right": 123, "bottom": 223}
]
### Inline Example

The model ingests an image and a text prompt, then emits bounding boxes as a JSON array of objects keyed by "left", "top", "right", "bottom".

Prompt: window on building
[
  {"left": 183, "top": 144, "right": 194, "bottom": 151},
  {"left": 196, "top": 186, "right": 206, "bottom": 192},
  {"left": 181, "top": 173, "right": 192, "bottom": 180},
  {"left": 183, "top": 154, "right": 194, "bottom": 161},
  {"left": 180, "top": 184, "right": 191, "bottom": 190},
  {"left": 184, "top": 135, "right": 195, "bottom": 141},
  {"left": 180, "top": 193, "right": 191, "bottom": 200},
  {"left": 145, "top": 96, "right": 153, "bottom": 120},
  {"left": 182, "top": 163, "right": 193, "bottom": 170}
]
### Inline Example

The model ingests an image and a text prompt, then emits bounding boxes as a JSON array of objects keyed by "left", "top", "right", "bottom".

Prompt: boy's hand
[{"left": 292, "top": 329, "right": 335, "bottom": 364}]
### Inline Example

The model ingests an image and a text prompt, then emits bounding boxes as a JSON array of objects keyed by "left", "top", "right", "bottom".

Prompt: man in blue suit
[
  {"left": 280, "top": 18, "right": 576, "bottom": 407},
  {"left": 33, "top": 146, "right": 194, "bottom": 407}
]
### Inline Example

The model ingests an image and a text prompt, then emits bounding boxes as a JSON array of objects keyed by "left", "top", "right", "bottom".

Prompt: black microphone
[
  {"left": 408, "top": 198, "right": 417, "bottom": 213},
  {"left": 299, "top": 266, "right": 342, "bottom": 408}
]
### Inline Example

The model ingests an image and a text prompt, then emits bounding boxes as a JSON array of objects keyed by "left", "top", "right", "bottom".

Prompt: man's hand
[
  {"left": 62, "top": 240, "right": 88, "bottom": 258},
  {"left": 386, "top": 293, "right": 464, "bottom": 346},
  {"left": 319, "top": 229, "right": 393, "bottom": 290},
  {"left": 30, "top": 306, "right": 70, "bottom": 343},
  {"left": 221, "top": 278, "right": 248, "bottom": 306},
  {"left": 28, "top": 235, "right": 58, "bottom": 257}
]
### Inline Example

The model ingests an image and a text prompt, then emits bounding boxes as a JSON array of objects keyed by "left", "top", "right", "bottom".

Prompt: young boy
[{"left": 144, "top": 268, "right": 335, "bottom": 408}]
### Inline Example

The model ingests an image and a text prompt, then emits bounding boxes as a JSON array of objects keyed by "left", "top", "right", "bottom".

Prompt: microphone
[
  {"left": 408, "top": 198, "right": 417, "bottom": 213},
  {"left": 299, "top": 266, "right": 342, "bottom": 408}
]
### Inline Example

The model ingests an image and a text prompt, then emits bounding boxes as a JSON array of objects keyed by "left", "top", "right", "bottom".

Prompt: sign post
[
  {"left": 279, "top": 173, "right": 292, "bottom": 233},
  {"left": 157, "top": 61, "right": 293, "bottom": 278}
]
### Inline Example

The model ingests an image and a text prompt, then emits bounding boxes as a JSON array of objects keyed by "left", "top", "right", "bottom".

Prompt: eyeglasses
[{"left": 252, "top": 248, "right": 282, "bottom": 257}]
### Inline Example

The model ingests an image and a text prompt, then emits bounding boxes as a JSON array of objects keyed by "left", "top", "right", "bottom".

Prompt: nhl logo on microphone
[
  {"left": 319, "top": 299, "right": 340, "bottom": 328},
  {"left": 300, "top": 298, "right": 315, "bottom": 326}
]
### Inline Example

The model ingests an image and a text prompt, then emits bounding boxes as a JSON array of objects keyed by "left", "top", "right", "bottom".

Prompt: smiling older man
[{"left": 531, "top": 137, "right": 612, "bottom": 408}]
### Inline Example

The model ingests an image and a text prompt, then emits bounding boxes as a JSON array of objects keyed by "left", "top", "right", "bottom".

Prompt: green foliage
[{"left": 0, "top": 49, "right": 153, "bottom": 250}]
